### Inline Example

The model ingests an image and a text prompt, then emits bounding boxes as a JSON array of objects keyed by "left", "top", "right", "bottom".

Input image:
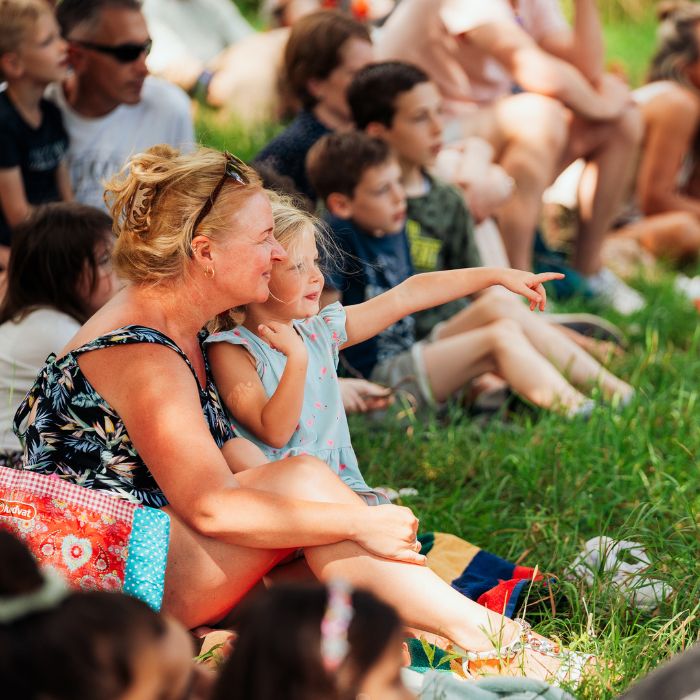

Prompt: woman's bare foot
[{"left": 465, "top": 625, "right": 595, "bottom": 686}]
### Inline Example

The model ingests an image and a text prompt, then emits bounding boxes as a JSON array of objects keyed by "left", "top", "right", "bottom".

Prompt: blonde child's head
[
  {"left": 0, "top": 0, "right": 64, "bottom": 83},
  {"left": 210, "top": 191, "right": 335, "bottom": 331},
  {"left": 268, "top": 189, "right": 335, "bottom": 262}
]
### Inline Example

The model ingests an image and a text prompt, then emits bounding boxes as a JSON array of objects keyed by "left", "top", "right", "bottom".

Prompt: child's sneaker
[{"left": 585, "top": 268, "right": 645, "bottom": 315}]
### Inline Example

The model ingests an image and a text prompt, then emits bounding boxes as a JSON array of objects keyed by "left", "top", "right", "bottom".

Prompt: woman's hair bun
[
  {"left": 104, "top": 145, "right": 261, "bottom": 284},
  {"left": 144, "top": 143, "right": 178, "bottom": 160}
]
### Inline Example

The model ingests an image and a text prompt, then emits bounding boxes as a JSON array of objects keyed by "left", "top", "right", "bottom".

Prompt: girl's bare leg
[
  {"left": 434, "top": 290, "right": 633, "bottom": 401},
  {"left": 163, "top": 455, "right": 521, "bottom": 652},
  {"left": 422, "top": 319, "right": 588, "bottom": 412}
]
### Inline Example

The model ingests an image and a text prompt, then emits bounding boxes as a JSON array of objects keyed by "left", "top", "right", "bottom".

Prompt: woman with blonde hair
[{"left": 13, "top": 145, "right": 585, "bottom": 682}]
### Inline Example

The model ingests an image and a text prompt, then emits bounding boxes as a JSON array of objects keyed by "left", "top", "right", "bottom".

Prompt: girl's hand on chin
[
  {"left": 354, "top": 504, "right": 426, "bottom": 565},
  {"left": 258, "top": 321, "right": 307, "bottom": 359}
]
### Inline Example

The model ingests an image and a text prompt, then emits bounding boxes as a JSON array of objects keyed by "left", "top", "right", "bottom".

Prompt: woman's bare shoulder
[
  {"left": 61, "top": 289, "right": 165, "bottom": 354},
  {"left": 638, "top": 81, "right": 700, "bottom": 122}
]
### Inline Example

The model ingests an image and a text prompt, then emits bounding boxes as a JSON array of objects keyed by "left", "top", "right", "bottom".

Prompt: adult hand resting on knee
[{"left": 353, "top": 503, "right": 425, "bottom": 565}]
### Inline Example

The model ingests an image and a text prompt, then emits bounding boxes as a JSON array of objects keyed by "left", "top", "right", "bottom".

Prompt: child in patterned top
[{"left": 206, "top": 192, "right": 562, "bottom": 499}]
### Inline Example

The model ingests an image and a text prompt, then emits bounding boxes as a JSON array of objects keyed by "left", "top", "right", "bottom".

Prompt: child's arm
[
  {"left": 342, "top": 267, "right": 563, "bottom": 349},
  {"left": 208, "top": 324, "right": 308, "bottom": 449},
  {"left": 55, "top": 162, "right": 74, "bottom": 202},
  {"left": 0, "top": 167, "right": 31, "bottom": 229}
]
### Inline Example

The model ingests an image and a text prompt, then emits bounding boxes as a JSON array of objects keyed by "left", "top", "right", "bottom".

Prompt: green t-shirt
[{"left": 406, "top": 174, "right": 482, "bottom": 339}]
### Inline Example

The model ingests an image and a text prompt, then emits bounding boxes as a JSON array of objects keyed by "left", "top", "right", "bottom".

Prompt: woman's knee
[
  {"left": 283, "top": 456, "right": 361, "bottom": 503},
  {"left": 498, "top": 93, "right": 569, "bottom": 155}
]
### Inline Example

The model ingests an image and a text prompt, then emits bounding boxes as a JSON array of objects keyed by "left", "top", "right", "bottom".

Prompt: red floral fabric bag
[{"left": 0, "top": 467, "right": 170, "bottom": 610}]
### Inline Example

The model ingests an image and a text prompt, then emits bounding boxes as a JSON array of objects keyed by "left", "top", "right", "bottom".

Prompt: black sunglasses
[
  {"left": 73, "top": 38, "right": 152, "bottom": 63},
  {"left": 191, "top": 152, "right": 249, "bottom": 236}
]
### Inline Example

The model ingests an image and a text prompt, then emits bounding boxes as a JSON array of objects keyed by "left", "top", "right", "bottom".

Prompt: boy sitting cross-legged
[
  {"left": 345, "top": 62, "right": 634, "bottom": 406},
  {"left": 307, "top": 131, "right": 608, "bottom": 416}
]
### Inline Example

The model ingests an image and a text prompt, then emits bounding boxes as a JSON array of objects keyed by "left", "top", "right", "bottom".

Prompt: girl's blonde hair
[
  {"left": 649, "top": 1, "right": 700, "bottom": 90},
  {"left": 210, "top": 190, "right": 336, "bottom": 331},
  {"left": 104, "top": 144, "right": 261, "bottom": 284},
  {"left": 0, "top": 0, "right": 51, "bottom": 81},
  {"left": 268, "top": 190, "right": 324, "bottom": 255}
]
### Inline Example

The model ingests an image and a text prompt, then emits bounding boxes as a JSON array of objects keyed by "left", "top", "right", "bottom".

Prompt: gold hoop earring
[{"left": 204, "top": 266, "right": 215, "bottom": 279}]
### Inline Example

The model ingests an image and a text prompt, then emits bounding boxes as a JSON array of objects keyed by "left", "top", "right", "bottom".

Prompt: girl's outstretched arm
[
  {"left": 208, "top": 324, "right": 308, "bottom": 448},
  {"left": 342, "top": 268, "right": 564, "bottom": 349}
]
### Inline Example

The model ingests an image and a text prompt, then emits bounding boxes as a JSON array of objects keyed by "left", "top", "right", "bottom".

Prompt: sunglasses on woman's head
[
  {"left": 72, "top": 39, "right": 152, "bottom": 63},
  {"left": 191, "top": 152, "right": 249, "bottom": 237}
]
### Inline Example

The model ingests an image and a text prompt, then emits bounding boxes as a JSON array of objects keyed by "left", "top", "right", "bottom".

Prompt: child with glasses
[{"left": 0, "top": 0, "right": 72, "bottom": 267}]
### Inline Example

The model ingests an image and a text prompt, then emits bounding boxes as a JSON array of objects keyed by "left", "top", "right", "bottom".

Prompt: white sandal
[{"left": 452, "top": 618, "right": 594, "bottom": 686}]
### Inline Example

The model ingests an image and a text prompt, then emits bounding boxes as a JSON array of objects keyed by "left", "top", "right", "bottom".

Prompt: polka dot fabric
[{"left": 123, "top": 506, "right": 170, "bottom": 611}]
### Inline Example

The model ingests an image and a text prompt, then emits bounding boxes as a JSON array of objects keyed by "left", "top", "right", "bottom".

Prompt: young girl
[
  {"left": 0, "top": 202, "right": 118, "bottom": 466},
  {"left": 210, "top": 581, "right": 414, "bottom": 700},
  {"left": 206, "top": 193, "right": 563, "bottom": 497}
]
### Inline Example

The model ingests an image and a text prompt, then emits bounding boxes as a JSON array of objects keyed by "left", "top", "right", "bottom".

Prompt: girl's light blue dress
[{"left": 205, "top": 302, "right": 387, "bottom": 504}]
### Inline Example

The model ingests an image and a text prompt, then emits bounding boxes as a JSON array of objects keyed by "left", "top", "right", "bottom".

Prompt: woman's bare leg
[
  {"left": 221, "top": 437, "right": 269, "bottom": 473},
  {"left": 163, "top": 455, "right": 521, "bottom": 652},
  {"left": 305, "top": 539, "right": 518, "bottom": 652},
  {"left": 434, "top": 290, "right": 633, "bottom": 401},
  {"left": 614, "top": 211, "right": 700, "bottom": 262},
  {"left": 422, "top": 319, "right": 588, "bottom": 412}
]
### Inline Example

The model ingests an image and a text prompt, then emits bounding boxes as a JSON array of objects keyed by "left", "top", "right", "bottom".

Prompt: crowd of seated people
[{"left": 0, "top": 0, "right": 699, "bottom": 697}]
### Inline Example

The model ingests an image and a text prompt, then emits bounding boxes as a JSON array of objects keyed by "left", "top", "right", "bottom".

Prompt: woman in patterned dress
[{"left": 14, "top": 144, "right": 568, "bottom": 676}]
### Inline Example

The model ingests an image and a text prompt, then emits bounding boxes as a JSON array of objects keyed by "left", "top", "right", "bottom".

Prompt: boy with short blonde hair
[{"left": 0, "top": 0, "right": 72, "bottom": 262}]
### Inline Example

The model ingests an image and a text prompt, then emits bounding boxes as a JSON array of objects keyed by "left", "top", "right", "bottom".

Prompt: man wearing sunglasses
[{"left": 45, "top": 0, "right": 194, "bottom": 209}]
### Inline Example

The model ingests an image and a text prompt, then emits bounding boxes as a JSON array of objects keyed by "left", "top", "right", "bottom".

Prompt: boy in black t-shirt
[
  {"left": 346, "top": 62, "right": 634, "bottom": 405},
  {"left": 308, "top": 131, "right": 605, "bottom": 416},
  {"left": 0, "top": 0, "right": 71, "bottom": 263}
]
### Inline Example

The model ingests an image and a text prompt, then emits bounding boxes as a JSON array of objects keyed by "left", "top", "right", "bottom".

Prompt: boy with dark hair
[
  {"left": 254, "top": 10, "right": 373, "bottom": 201},
  {"left": 308, "top": 130, "right": 607, "bottom": 416},
  {"left": 345, "top": 61, "right": 634, "bottom": 404},
  {"left": 0, "top": 0, "right": 72, "bottom": 261},
  {"left": 348, "top": 61, "right": 480, "bottom": 339}
]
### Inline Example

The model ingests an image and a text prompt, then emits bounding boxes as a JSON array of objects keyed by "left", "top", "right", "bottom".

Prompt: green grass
[
  {"left": 198, "top": 11, "right": 699, "bottom": 697},
  {"left": 603, "top": 13, "right": 657, "bottom": 87},
  {"left": 195, "top": 107, "right": 281, "bottom": 162},
  {"left": 348, "top": 272, "right": 700, "bottom": 698}
]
